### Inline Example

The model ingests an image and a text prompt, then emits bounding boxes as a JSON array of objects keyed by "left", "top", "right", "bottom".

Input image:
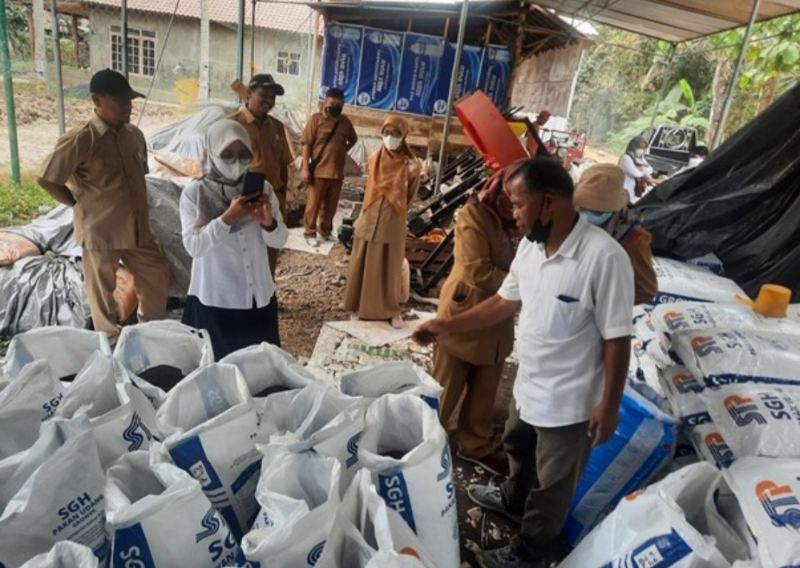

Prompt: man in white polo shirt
[{"left": 413, "top": 158, "right": 634, "bottom": 568}]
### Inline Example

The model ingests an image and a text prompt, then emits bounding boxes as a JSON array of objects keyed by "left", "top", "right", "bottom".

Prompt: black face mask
[
  {"left": 328, "top": 105, "right": 343, "bottom": 118},
  {"left": 526, "top": 198, "right": 552, "bottom": 244}
]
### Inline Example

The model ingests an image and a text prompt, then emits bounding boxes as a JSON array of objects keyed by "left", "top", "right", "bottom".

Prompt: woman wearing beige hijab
[{"left": 343, "top": 115, "right": 421, "bottom": 328}]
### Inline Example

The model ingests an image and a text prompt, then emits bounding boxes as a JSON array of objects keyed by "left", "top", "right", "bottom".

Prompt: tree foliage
[{"left": 572, "top": 14, "right": 800, "bottom": 154}]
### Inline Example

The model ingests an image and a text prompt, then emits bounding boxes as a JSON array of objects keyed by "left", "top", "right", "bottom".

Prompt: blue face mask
[{"left": 580, "top": 210, "right": 613, "bottom": 226}]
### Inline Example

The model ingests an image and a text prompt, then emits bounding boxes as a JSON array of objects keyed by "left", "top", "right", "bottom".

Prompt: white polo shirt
[{"left": 498, "top": 215, "right": 635, "bottom": 427}]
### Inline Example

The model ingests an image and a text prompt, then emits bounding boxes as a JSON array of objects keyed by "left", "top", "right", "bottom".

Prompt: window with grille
[
  {"left": 110, "top": 26, "right": 156, "bottom": 77},
  {"left": 277, "top": 51, "right": 301, "bottom": 76}
]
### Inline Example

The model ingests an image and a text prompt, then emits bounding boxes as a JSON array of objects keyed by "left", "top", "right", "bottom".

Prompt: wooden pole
[
  {"left": 199, "top": 0, "right": 210, "bottom": 103},
  {"left": 71, "top": 14, "right": 80, "bottom": 67},
  {"left": 33, "top": 0, "right": 47, "bottom": 84},
  {"left": 121, "top": 0, "right": 128, "bottom": 78},
  {"left": 26, "top": 7, "right": 35, "bottom": 59},
  {"left": 49, "top": 0, "right": 65, "bottom": 135}
]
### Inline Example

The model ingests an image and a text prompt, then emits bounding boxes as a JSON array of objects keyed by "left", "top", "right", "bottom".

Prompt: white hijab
[{"left": 194, "top": 119, "right": 253, "bottom": 230}]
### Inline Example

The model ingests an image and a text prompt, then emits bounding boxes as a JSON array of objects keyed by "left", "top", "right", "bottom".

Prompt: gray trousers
[{"left": 500, "top": 400, "right": 592, "bottom": 553}]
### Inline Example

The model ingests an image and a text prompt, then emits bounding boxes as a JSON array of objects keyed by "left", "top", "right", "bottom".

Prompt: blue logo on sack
[
  {"left": 437, "top": 445, "right": 451, "bottom": 482},
  {"left": 307, "top": 541, "right": 326, "bottom": 566},
  {"left": 195, "top": 506, "right": 222, "bottom": 542},
  {"left": 122, "top": 412, "right": 155, "bottom": 451},
  {"left": 378, "top": 473, "right": 417, "bottom": 533},
  {"left": 346, "top": 432, "right": 362, "bottom": 468}
]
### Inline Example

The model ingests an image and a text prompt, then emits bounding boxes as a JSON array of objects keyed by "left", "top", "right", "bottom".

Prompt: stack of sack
[
  {"left": 0, "top": 320, "right": 458, "bottom": 567},
  {"left": 559, "top": 257, "right": 800, "bottom": 567}
]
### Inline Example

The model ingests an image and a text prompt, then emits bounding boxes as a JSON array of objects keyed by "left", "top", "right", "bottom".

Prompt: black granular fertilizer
[
  {"left": 380, "top": 450, "right": 408, "bottom": 460},
  {"left": 254, "top": 384, "right": 292, "bottom": 398},
  {"left": 60, "top": 374, "right": 77, "bottom": 383},
  {"left": 138, "top": 365, "right": 185, "bottom": 391}
]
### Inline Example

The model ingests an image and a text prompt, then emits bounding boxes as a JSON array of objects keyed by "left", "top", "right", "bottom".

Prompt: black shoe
[
  {"left": 467, "top": 484, "right": 522, "bottom": 524},
  {"left": 476, "top": 543, "right": 545, "bottom": 568}
]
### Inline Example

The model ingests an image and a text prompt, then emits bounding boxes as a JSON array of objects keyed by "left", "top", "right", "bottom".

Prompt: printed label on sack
[
  {"left": 437, "top": 445, "right": 457, "bottom": 519},
  {"left": 378, "top": 472, "right": 417, "bottom": 533},
  {"left": 306, "top": 540, "right": 326, "bottom": 566},
  {"left": 756, "top": 480, "right": 800, "bottom": 531},
  {"left": 169, "top": 436, "right": 242, "bottom": 538},
  {"left": 122, "top": 412, "right": 157, "bottom": 451},
  {"left": 703, "top": 432, "right": 735, "bottom": 468},
  {"left": 112, "top": 523, "right": 157, "bottom": 568},
  {"left": 42, "top": 392, "right": 64, "bottom": 420},
  {"left": 598, "top": 529, "right": 692, "bottom": 568},
  {"left": 345, "top": 432, "right": 362, "bottom": 469},
  {"left": 53, "top": 490, "right": 107, "bottom": 559}
]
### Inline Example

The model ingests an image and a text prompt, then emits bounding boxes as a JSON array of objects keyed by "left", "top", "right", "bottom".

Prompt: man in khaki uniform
[
  {"left": 230, "top": 73, "right": 293, "bottom": 275},
  {"left": 37, "top": 69, "right": 169, "bottom": 341},
  {"left": 301, "top": 88, "right": 358, "bottom": 245}
]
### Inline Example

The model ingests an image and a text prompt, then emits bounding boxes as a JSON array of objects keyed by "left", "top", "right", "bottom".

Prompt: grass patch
[{"left": 0, "top": 176, "right": 57, "bottom": 227}]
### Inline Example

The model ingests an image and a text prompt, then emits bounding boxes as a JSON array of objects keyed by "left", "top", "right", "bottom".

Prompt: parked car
[{"left": 639, "top": 125, "right": 698, "bottom": 175}]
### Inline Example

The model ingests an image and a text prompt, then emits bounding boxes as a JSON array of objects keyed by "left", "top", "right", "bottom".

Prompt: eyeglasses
[{"left": 219, "top": 152, "right": 252, "bottom": 165}]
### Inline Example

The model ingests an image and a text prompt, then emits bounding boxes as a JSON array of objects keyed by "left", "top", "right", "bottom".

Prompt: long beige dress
[{"left": 343, "top": 164, "right": 420, "bottom": 320}]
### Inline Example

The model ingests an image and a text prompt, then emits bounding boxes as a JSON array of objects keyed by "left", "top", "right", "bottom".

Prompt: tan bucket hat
[{"left": 574, "top": 163, "right": 629, "bottom": 212}]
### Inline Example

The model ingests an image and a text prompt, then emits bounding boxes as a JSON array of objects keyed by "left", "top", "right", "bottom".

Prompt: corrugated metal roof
[
  {"left": 532, "top": 0, "right": 800, "bottom": 43},
  {"left": 82, "top": 0, "right": 319, "bottom": 35}
]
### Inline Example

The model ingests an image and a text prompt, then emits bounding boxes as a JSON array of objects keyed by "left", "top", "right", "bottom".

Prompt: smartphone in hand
[{"left": 242, "top": 171, "right": 265, "bottom": 203}]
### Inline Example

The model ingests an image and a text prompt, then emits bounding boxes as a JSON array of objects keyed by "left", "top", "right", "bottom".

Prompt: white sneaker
[
  {"left": 321, "top": 234, "right": 337, "bottom": 243},
  {"left": 350, "top": 312, "right": 360, "bottom": 321},
  {"left": 390, "top": 315, "right": 404, "bottom": 329}
]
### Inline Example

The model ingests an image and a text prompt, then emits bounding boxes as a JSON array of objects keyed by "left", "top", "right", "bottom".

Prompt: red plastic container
[{"left": 455, "top": 90, "right": 527, "bottom": 171}]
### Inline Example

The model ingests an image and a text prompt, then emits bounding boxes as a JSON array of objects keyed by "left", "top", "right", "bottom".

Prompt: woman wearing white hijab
[{"left": 179, "top": 119, "right": 287, "bottom": 358}]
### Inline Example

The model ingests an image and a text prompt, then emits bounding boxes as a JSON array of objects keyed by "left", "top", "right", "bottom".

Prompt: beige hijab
[{"left": 363, "top": 115, "right": 419, "bottom": 214}]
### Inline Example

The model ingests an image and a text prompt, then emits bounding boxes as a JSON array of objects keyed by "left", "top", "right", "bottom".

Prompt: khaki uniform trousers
[
  {"left": 433, "top": 347, "right": 504, "bottom": 458},
  {"left": 304, "top": 177, "right": 343, "bottom": 238},
  {"left": 268, "top": 186, "right": 288, "bottom": 277},
  {"left": 82, "top": 241, "right": 169, "bottom": 341},
  {"left": 500, "top": 401, "right": 592, "bottom": 554}
]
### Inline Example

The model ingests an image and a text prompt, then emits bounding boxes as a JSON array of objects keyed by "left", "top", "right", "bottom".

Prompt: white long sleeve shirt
[
  {"left": 180, "top": 180, "right": 288, "bottom": 309},
  {"left": 618, "top": 154, "right": 653, "bottom": 203}
]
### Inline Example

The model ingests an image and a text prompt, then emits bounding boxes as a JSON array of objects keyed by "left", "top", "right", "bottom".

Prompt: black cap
[
  {"left": 248, "top": 74, "right": 285, "bottom": 96},
  {"left": 90, "top": 69, "right": 144, "bottom": 99}
]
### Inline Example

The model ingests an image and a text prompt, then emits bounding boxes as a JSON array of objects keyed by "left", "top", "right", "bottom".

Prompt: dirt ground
[
  {"left": 0, "top": 82, "right": 190, "bottom": 175},
  {"left": 583, "top": 145, "right": 618, "bottom": 165}
]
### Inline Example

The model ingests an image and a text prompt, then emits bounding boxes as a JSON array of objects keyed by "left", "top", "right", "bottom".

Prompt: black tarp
[{"left": 638, "top": 82, "right": 800, "bottom": 300}]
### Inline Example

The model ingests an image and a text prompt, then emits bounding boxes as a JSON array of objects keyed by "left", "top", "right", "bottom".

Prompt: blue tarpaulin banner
[
  {"left": 394, "top": 33, "right": 447, "bottom": 116},
  {"left": 319, "top": 24, "right": 364, "bottom": 104},
  {"left": 320, "top": 24, "right": 508, "bottom": 115},
  {"left": 479, "top": 44, "right": 513, "bottom": 109},
  {"left": 356, "top": 28, "right": 404, "bottom": 111},
  {"left": 434, "top": 43, "right": 484, "bottom": 115}
]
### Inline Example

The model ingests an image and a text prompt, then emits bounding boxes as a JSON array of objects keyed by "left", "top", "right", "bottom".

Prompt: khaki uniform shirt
[
  {"left": 229, "top": 107, "right": 292, "bottom": 192},
  {"left": 353, "top": 160, "right": 420, "bottom": 244},
  {"left": 40, "top": 114, "right": 153, "bottom": 251},
  {"left": 301, "top": 112, "right": 357, "bottom": 181},
  {"left": 436, "top": 204, "right": 515, "bottom": 366},
  {"left": 623, "top": 228, "right": 658, "bottom": 305}
]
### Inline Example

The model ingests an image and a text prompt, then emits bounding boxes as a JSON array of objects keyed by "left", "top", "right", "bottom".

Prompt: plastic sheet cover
[
  {"left": 0, "top": 254, "right": 89, "bottom": 335},
  {"left": 638, "top": 83, "right": 800, "bottom": 299},
  {"left": 2, "top": 205, "right": 82, "bottom": 257}
]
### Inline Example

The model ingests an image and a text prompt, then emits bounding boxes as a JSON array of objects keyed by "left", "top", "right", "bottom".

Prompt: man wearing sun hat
[
  {"left": 574, "top": 163, "right": 657, "bottom": 305},
  {"left": 37, "top": 68, "right": 169, "bottom": 341}
]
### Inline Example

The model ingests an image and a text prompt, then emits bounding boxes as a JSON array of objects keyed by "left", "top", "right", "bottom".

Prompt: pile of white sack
[
  {"left": 0, "top": 321, "right": 459, "bottom": 568},
  {"left": 561, "top": 256, "right": 800, "bottom": 567}
]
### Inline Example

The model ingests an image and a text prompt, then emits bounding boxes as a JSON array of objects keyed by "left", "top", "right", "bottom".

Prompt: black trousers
[
  {"left": 182, "top": 294, "right": 281, "bottom": 360},
  {"left": 500, "top": 400, "right": 592, "bottom": 554}
]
